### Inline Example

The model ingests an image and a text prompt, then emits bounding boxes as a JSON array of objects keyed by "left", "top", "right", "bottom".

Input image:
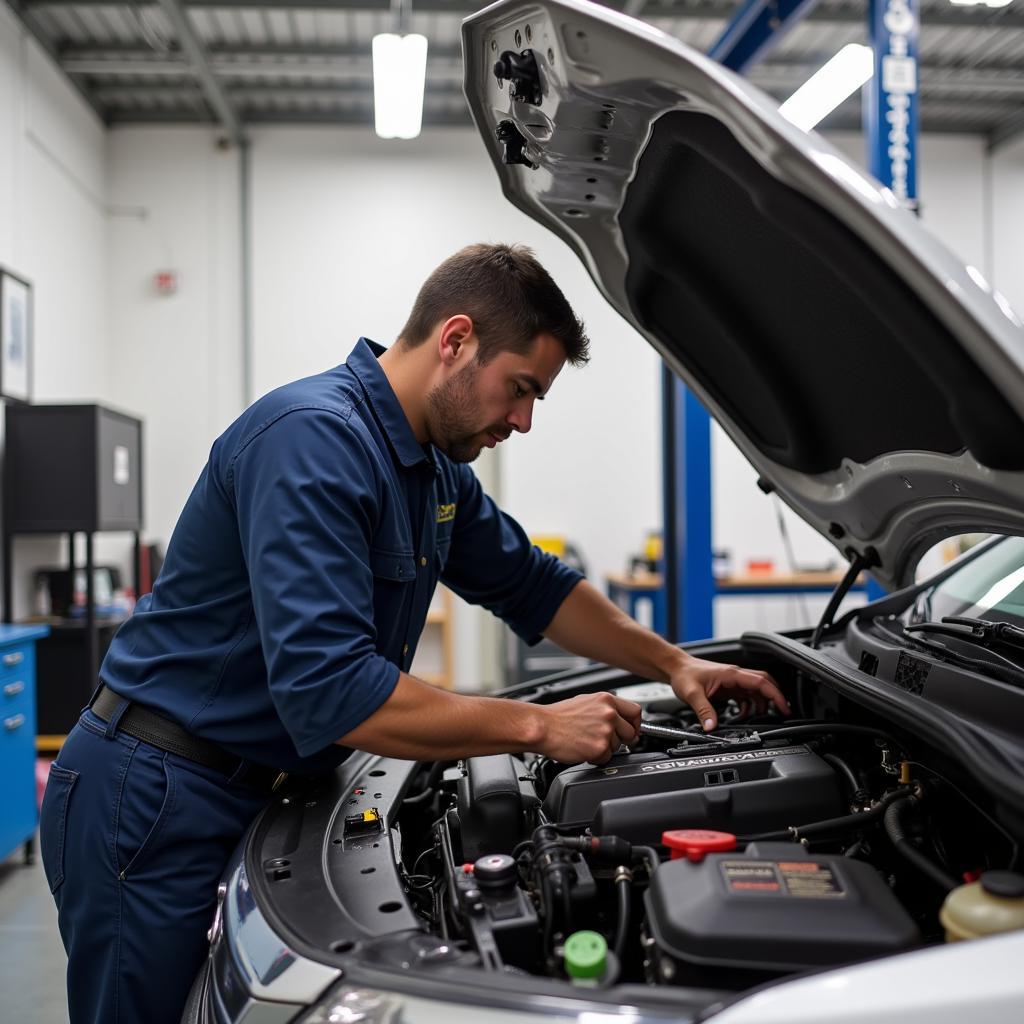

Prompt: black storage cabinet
[
  {"left": 5, "top": 404, "right": 142, "bottom": 532},
  {"left": 3, "top": 404, "right": 143, "bottom": 738}
]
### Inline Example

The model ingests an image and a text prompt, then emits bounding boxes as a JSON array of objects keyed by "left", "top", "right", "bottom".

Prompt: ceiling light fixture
[
  {"left": 947, "top": 0, "right": 1012, "bottom": 7},
  {"left": 779, "top": 43, "right": 874, "bottom": 131},
  {"left": 372, "top": 0, "right": 427, "bottom": 139}
]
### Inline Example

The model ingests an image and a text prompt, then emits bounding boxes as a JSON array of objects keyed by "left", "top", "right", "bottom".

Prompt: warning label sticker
[
  {"left": 721, "top": 860, "right": 846, "bottom": 898},
  {"left": 721, "top": 861, "right": 782, "bottom": 894}
]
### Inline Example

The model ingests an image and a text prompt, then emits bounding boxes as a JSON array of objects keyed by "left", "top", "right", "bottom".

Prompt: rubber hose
[
  {"left": 822, "top": 753, "right": 869, "bottom": 804},
  {"left": 612, "top": 876, "right": 631, "bottom": 963},
  {"left": 757, "top": 723, "right": 902, "bottom": 746},
  {"left": 632, "top": 845, "right": 661, "bottom": 879},
  {"left": 884, "top": 798, "right": 958, "bottom": 893},
  {"left": 796, "top": 788, "right": 913, "bottom": 839},
  {"left": 743, "top": 787, "right": 914, "bottom": 842}
]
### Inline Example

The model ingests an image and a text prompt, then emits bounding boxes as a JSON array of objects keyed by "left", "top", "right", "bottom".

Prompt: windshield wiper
[
  {"left": 901, "top": 616, "right": 1024, "bottom": 687},
  {"left": 905, "top": 616, "right": 1024, "bottom": 650}
]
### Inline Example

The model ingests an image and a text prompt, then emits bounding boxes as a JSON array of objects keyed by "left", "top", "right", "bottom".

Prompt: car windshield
[{"left": 915, "top": 536, "right": 1024, "bottom": 629}]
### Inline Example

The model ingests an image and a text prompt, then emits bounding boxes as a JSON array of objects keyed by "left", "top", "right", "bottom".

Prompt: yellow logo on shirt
[{"left": 436, "top": 503, "right": 456, "bottom": 523}]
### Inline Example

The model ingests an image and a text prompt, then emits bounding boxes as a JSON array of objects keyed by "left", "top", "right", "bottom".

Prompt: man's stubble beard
[{"left": 425, "top": 358, "right": 486, "bottom": 464}]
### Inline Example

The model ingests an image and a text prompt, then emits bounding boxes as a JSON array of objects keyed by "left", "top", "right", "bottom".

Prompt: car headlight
[
  {"left": 298, "top": 985, "right": 647, "bottom": 1024},
  {"left": 299, "top": 988, "right": 401, "bottom": 1023}
]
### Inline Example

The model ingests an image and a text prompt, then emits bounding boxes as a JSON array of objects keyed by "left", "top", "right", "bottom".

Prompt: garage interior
[{"left": 1, "top": 0, "right": 1023, "bottom": 1020}]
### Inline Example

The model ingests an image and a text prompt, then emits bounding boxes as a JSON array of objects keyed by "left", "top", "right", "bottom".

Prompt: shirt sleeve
[
  {"left": 229, "top": 407, "right": 400, "bottom": 758},
  {"left": 440, "top": 464, "right": 584, "bottom": 644}
]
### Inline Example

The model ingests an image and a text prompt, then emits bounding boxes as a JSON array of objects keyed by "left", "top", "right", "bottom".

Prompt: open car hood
[{"left": 462, "top": 0, "right": 1024, "bottom": 588}]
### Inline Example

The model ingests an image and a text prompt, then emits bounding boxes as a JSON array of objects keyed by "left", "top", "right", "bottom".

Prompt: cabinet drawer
[
  {"left": 0, "top": 697, "right": 38, "bottom": 860},
  {"left": 0, "top": 677, "right": 33, "bottom": 720},
  {"left": 0, "top": 707, "right": 33, "bottom": 742},
  {"left": 0, "top": 645, "right": 32, "bottom": 674},
  {"left": 0, "top": 700, "right": 36, "bottom": 778}
]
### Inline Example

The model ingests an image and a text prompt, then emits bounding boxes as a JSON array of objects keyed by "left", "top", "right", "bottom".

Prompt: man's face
[{"left": 426, "top": 333, "right": 566, "bottom": 463}]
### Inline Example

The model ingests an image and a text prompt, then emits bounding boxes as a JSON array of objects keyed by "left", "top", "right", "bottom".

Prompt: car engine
[{"left": 390, "top": 680, "right": 1011, "bottom": 990}]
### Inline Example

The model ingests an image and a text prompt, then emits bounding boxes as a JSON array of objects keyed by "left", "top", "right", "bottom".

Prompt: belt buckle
[{"left": 271, "top": 772, "right": 288, "bottom": 793}]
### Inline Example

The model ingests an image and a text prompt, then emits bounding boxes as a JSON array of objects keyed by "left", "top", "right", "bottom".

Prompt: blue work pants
[{"left": 40, "top": 706, "right": 269, "bottom": 1024}]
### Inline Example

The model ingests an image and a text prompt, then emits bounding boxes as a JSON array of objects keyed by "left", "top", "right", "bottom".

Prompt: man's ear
[{"left": 437, "top": 315, "right": 476, "bottom": 367}]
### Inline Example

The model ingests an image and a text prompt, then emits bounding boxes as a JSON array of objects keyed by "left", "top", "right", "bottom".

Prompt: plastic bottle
[{"left": 940, "top": 871, "right": 1024, "bottom": 942}]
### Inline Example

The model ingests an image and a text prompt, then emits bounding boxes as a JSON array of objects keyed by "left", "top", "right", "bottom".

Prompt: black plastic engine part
[
  {"left": 644, "top": 841, "right": 920, "bottom": 986},
  {"left": 455, "top": 754, "right": 540, "bottom": 861},
  {"left": 544, "top": 746, "right": 843, "bottom": 845},
  {"left": 474, "top": 854, "right": 518, "bottom": 891},
  {"left": 452, "top": 857, "right": 539, "bottom": 972}
]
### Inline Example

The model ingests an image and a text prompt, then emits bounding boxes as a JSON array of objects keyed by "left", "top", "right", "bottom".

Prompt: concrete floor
[{"left": 0, "top": 838, "right": 71, "bottom": 1023}]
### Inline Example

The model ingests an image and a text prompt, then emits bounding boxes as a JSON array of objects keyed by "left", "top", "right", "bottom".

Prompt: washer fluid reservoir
[{"left": 940, "top": 871, "right": 1024, "bottom": 942}]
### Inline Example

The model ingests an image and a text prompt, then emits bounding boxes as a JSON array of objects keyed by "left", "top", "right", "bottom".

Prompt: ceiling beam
[
  {"left": 21, "top": 0, "right": 1024, "bottom": 31},
  {"left": 59, "top": 42, "right": 463, "bottom": 60},
  {"left": 751, "top": 64, "right": 1024, "bottom": 97},
  {"left": 64, "top": 50, "right": 1024, "bottom": 100},
  {"left": 152, "top": 0, "right": 244, "bottom": 142},
  {"left": 93, "top": 79, "right": 465, "bottom": 98},
  {"left": 709, "top": 0, "right": 826, "bottom": 73},
  {"left": 63, "top": 56, "right": 461, "bottom": 78},
  {"left": 58, "top": 41, "right": 1024, "bottom": 80},
  {"left": 103, "top": 105, "right": 472, "bottom": 125}
]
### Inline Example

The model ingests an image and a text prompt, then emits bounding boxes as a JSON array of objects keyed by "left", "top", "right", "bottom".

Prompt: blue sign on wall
[{"left": 865, "top": 0, "right": 919, "bottom": 206}]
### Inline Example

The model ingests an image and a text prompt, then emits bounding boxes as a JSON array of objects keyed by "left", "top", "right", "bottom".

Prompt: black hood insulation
[{"left": 620, "top": 112, "right": 1024, "bottom": 475}]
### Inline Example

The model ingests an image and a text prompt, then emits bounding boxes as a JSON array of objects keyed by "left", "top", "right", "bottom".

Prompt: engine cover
[{"left": 542, "top": 745, "right": 843, "bottom": 844}]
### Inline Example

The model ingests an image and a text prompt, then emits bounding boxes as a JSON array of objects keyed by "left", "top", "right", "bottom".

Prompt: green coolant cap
[{"left": 564, "top": 930, "right": 607, "bottom": 980}]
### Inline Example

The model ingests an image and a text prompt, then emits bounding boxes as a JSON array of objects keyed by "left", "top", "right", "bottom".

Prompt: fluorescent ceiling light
[
  {"left": 372, "top": 33, "right": 428, "bottom": 140},
  {"left": 948, "top": 0, "right": 1012, "bottom": 7},
  {"left": 779, "top": 44, "right": 874, "bottom": 132}
]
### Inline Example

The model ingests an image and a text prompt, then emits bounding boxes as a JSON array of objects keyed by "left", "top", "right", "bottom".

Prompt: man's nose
[{"left": 506, "top": 401, "right": 533, "bottom": 434}]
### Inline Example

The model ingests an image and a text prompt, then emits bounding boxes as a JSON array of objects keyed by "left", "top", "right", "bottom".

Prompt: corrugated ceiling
[{"left": 7, "top": 0, "right": 1024, "bottom": 145}]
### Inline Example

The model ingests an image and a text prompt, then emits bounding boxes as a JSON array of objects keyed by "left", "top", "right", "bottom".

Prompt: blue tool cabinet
[{"left": 0, "top": 624, "right": 50, "bottom": 864}]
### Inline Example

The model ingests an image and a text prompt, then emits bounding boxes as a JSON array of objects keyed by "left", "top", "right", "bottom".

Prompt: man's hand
[
  {"left": 670, "top": 656, "right": 790, "bottom": 731},
  {"left": 535, "top": 692, "right": 642, "bottom": 765}
]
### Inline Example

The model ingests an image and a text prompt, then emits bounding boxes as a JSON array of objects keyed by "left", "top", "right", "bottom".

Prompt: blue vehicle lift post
[{"left": 861, "top": 0, "right": 919, "bottom": 601}]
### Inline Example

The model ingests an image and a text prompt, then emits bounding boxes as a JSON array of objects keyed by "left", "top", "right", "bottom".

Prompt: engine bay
[
  {"left": 380, "top": 671, "right": 1018, "bottom": 992},
  {"left": 247, "top": 644, "right": 1023, "bottom": 1007}
]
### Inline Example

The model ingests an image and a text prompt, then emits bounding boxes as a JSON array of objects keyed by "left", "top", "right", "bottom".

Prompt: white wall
[
  {"left": 0, "top": 8, "right": 114, "bottom": 617},
  {"left": 106, "top": 129, "right": 243, "bottom": 551}
]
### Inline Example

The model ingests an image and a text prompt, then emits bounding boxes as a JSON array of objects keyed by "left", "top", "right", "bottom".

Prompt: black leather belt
[{"left": 90, "top": 684, "right": 285, "bottom": 794}]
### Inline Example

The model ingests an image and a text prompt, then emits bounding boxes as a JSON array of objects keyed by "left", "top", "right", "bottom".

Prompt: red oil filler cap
[{"left": 662, "top": 829, "right": 737, "bottom": 862}]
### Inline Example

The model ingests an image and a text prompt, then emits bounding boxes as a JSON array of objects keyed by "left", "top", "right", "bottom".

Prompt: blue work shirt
[{"left": 101, "top": 339, "right": 583, "bottom": 774}]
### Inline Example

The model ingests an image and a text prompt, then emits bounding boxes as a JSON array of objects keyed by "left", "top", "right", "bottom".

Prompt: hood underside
[{"left": 462, "top": 0, "right": 1024, "bottom": 588}]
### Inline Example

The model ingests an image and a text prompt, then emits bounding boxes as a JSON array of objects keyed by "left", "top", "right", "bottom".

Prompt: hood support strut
[{"left": 811, "top": 550, "right": 877, "bottom": 649}]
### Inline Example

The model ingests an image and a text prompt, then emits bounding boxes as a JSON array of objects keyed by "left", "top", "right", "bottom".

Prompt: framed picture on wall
[{"left": 0, "top": 267, "right": 32, "bottom": 403}]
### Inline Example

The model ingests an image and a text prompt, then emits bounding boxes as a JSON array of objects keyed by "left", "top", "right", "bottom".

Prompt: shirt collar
[{"left": 346, "top": 337, "right": 430, "bottom": 468}]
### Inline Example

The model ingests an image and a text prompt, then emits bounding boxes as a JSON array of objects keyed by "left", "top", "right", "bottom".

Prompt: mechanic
[{"left": 40, "top": 243, "right": 789, "bottom": 1024}]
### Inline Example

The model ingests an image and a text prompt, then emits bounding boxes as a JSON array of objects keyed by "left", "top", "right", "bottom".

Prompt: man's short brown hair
[{"left": 398, "top": 243, "right": 590, "bottom": 366}]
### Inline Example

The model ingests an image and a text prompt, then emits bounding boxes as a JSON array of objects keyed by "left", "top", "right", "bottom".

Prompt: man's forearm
[
  {"left": 543, "top": 579, "right": 688, "bottom": 682},
  {"left": 336, "top": 672, "right": 544, "bottom": 760},
  {"left": 337, "top": 667, "right": 644, "bottom": 765}
]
